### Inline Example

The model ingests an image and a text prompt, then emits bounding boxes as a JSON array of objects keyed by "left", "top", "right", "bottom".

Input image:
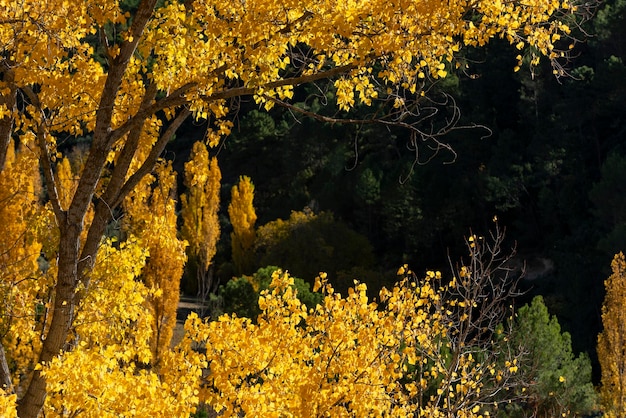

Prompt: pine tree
[
  {"left": 228, "top": 176, "right": 257, "bottom": 275},
  {"left": 598, "top": 252, "right": 626, "bottom": 417},
  {"left": 506, "top": 296, "right": 596, "bottom": 417}
]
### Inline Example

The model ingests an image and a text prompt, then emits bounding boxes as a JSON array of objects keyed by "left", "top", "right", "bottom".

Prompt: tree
[
  {"left": 123, "top": 160, "right": 187, "bottom": 364},
  {"left": 228, "top": 176, "right": 257, "bottom": 275},
  {"left": 0, "top": 0, "right": 584, "bottom": 415},
  {"left": 184, "top": 230, "right": 528, "bottom": 417},
  {"left": 598, "top": 252, "right": 626, "bottom": 417},
  {"left": 503, "top": 296, "right": 596, "bottom": 417},
  {"left": 181, "top": 141, "right": 222, "bottom": 301},
  {"left": 255, "top": 209, "right": 376, "bottom": 291}
]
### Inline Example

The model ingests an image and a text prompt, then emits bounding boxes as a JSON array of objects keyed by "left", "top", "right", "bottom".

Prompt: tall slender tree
[
  {"left": 181, "top": 141, "right": 221, "bottom": 301},
  {"left": 598, "top": 252, "right": 626, "bottom": 417},
  {"left": 124, "top": 161, "right": 187, "bottom": 364},
  {"left": 229, "top": 175, "right": 257, "bottom": 275}
]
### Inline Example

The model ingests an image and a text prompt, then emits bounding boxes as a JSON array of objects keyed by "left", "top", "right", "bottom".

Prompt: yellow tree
[
  {"left": 0, "top": 139, "right": 44, "bottom": 397},
  {"left": 183, "top": 262, "right": 523, "bottom": 417},
  {"left": 598, "top": 252, "right": 626, "bottom": 417},
  {"left": 229, "top": 175, "right": 257, "bottom": 275},
  {"left": 181, "top": 141, "right": 221, "bottom": 300},
  {"left": 0, "top": 0, "right": 585, "bottom": 415},
  {"left": 124, "top": 161, "right": 187, "bottom": 364}
]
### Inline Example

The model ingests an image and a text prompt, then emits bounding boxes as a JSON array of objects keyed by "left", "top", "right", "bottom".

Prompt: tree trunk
[{"left": 16, "top": 220, "right": 81, "bottom": 418}]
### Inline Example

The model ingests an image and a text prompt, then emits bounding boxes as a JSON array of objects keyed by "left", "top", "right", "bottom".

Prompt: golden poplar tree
[
  {"left": 228, "top": 175, "right": 257, "bottom": 275},
  {"left": 124, "top": 161, "right": 187, "bottom": 364},
  {"left": 598, "top": 252, "right": 626, "bottom": 417},
  {"left": 181, "top": 141, "right": 221, "bottom": 299},
  {"left": 183, "top": 263, "right": 524, "bottom": 417},
  {"left": 0, "top": 139, "right": 44, "bottom": 397},
  {"left": 0, "top": 0, "right": 585, "bottom": 415}
]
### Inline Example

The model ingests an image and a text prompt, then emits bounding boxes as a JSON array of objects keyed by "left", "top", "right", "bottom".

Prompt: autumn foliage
[
  {"left": 228, "top": 176, "right": 257, "bottom": 275},
  {"left": 598, "top": 252, "right": 626, "bottom": 417},
  {"left": 181, "top": 141, "right": 222, "bottom": 298},
  {"left": 184, "top": 264, "right": 521, "bottom": 418},
  {"left": 0, "top": 0, "right": 585, "bottom": 416},
  {"left": 0, "top": 140, "right": 43, "bottom": 398}
]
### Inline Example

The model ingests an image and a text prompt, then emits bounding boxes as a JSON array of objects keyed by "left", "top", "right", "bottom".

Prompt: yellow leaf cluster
[
  {"left": 73, "top": 238, "right": 151, "bottom": 358},
  {"left": 229, "top": 175, "right": 257, "bottom": 275},
  {"left": 0, "top": 139, "right": 47, "bottom": 390},
  {"left": 181, "top": 269, "right": 500, "bottom": 417},
  {"left": 42, "top": 347, "right": 203, "bottom": 417},
  {"left": 0, "top": 388, "right": 17, "bottom": 417}
]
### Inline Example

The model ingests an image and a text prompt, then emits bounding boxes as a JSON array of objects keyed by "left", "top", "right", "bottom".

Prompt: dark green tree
[{"left": 500, "top": 296, "right": 597, "bottom": 417}]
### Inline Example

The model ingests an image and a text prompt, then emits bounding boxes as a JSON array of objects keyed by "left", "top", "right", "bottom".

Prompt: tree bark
[
  {"left": 0, "top": 342, "right": 13, "bottom": 394},
  {"left": 16, "top": 220, "right": 81, "bottom": 417}
]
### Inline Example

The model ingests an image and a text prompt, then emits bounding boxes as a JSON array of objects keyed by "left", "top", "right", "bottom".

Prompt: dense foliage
[
  {"left": 0, "top": 0, "right": 617, "bottom": 416},
  {"left": 207, "top": 0, "right": 626, "bottom": 386},
  {"left": 504, "top": 296, "right": 596, "bottom": 417}
]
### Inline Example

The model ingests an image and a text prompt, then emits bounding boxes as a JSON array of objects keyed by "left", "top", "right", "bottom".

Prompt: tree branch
[
  {"left": 203, "top": 62, "right": 362, "bottom": 102},
  {"left": 103, "top": 82, "right": 159, "bottom": 205},
  {"left": 111, "top": 107, "right": 192, "bottom": 210},
  {"left": 108, "top": 82, "right": 196, "bottom": 145},
  {"left": 76, "top": 107, "right": 191, "bottom": 291},
  {"left": 71, "top": 0, "right": 160, "bottom": 225},
  {"left": 35, "top": 123, "right": 65, "bottom": 224},
  {"left": 18, "top": 84, "right": 66, "bottom": 224},
  {"left": 76, "top": 83, "right": 158, "bottom": 283}
]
